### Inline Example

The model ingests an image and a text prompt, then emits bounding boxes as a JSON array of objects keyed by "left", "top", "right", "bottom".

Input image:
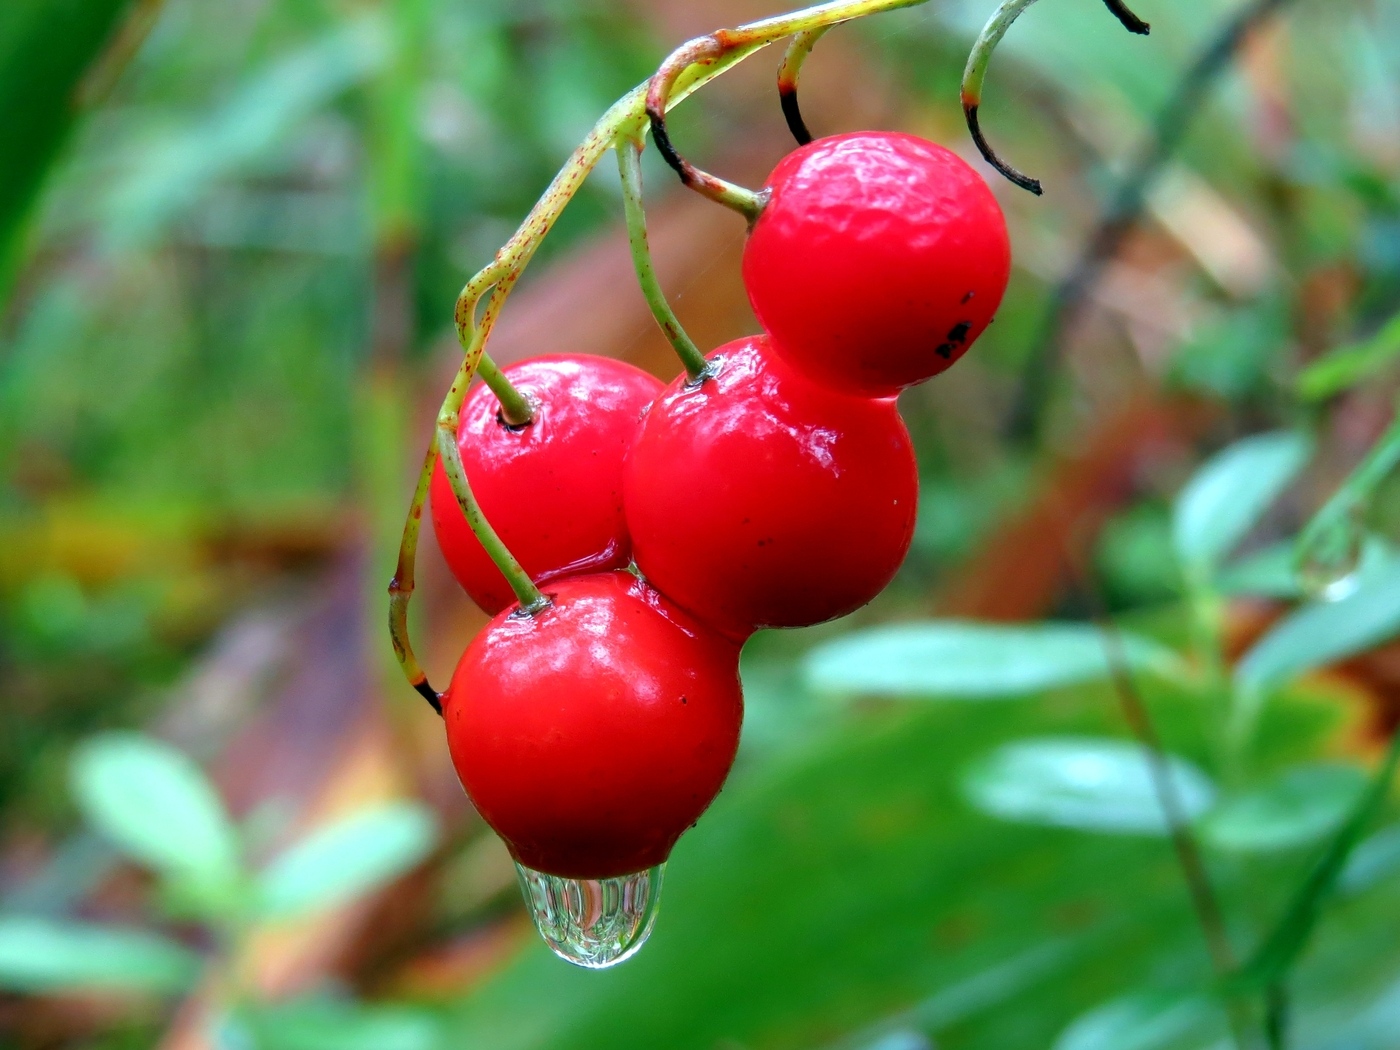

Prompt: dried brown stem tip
[
  {"left": 963, "top": 101, "right": 1043, "bottom": 196},
  {"left": 1103, "top": 0, "right": 1151, "bottom": 35}
]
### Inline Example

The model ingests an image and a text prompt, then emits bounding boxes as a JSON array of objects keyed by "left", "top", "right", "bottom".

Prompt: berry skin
[
  {"left": 624, "top": 335, "right": 918, "bottom": 639},
  {"left": 430, "top": 354, "right": 662, "bottom": 615},
  {"left": 444, "top": 572, "right": 743, "bottom": 879},
  {"left": 742, "top": 131, "right": 1011, "bottom": 396}
]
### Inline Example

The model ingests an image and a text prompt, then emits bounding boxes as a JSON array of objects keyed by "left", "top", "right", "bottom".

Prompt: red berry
[
  {"left": 743, "top": 131, "right": 1011, "bottom": 396},
  {"left": 430, "top": 354, "right": 662, "bottom": 614},
  {"left": 444, "top": 572, "right": 743, "bottom": 879},
  {"left": 624, "top": 335, "right": 918, "bottom": 638}
]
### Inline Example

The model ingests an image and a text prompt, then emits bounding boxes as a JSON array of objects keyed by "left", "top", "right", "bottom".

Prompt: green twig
[
  {"left": 1294, "top": 404, "right": 1400, "bottom": 579},
  {"left": 1240, "top": 726, "right": 1400, "bottom": 991},
  {"left": 777, "top": 26, "right": 830, "bottom": 144},
  {"left": 477, "top": 354, "right": 534, "bottom": 427},
  {"left": 616, "top": 138, "right": 711, "bottom": 381},
  {"left": 961, "top": 0, "right": 1150, "bottom": 197},
  {"left": 1068, "top": 543, "right": 1253, "bottom": 1049}
]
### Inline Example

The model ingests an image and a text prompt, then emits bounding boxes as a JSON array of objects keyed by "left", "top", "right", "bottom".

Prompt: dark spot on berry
[
  {"left": 962, "top": 290, "right": 975, "bottom": 304},
  {"left": 946, "top": 321, "right": 971, "bottom": 345},
  {"left": 680, "top": 695, "right": 688, "bottom": 705},
  {"left": 934, "top": 343, "right": 955, "bottom": 359}
]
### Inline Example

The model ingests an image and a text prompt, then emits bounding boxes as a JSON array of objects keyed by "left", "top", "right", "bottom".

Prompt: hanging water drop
[
  {"left": 1295, "top": 510, "right": 1365, "bottom": 602},
  {"left": 515, "top": 862, "right": 664, "bottom": 968}
]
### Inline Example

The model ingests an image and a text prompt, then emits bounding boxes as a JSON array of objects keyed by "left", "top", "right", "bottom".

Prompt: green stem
[
  {"left": 477, "top": 353, "right": 534, "bottom": 426},
  {"left": 961, "top": 0, "right": 1046, "bottom": 195},
  {"left": 777, "top": 26, "right": 830, "bottom": 144},
  {"left": 387, "top": 441, "right": 440, "bottom": 713},
  {"left": 1294, "top": 403, "right": 1400, "bottom": 574},
  {"left": 616, "top": 139, "right": 710, "bottom": 381},
  {"left": 1239, "top": 725, "right": 1400, "bottom": 989},
  {"left": 962, "top": 0, "right": 1150, "bottom": 196},
  {"left": 436, "top": 337, "right": 548, "bottom": 614}
]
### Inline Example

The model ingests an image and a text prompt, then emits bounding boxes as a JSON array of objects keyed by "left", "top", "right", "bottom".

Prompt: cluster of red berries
[{"left": 434, "top": 132, "right": 1010, "bottom": 881}]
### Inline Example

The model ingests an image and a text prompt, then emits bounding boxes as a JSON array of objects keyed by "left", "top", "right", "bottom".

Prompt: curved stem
[
  {"left": 435, "top": 350, "right": 549, "bottom": 614},
  {"left": 477, "top": 353, "right": 534, "bottom": 426},
  {"left": 777, "top": 26, "right": 830, "bottom": 145},
  {"left": 961, "top": 0, "right": 1046, "bottom": 196},
  {"left": 647, "top": 37, "right": 766, "bottom": 222},
  {"left": 616, "top": 139, "right": 711, "bottom": 381},
  {"left": 388, "top": 441, "right": 443, "bottom": 713},
  {"left": 962, "top": 0, "right": 1151, "bottom": 196}
]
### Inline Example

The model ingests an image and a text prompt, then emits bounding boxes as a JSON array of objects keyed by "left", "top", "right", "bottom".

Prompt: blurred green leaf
[
  {"left": 239, "top": 997, "right": 442, "bottom": 1050},
  {"left": 70, "top": 732, "right": 240, "bottom": 896},
  {"left": 1340, "top": 825, "right": 1400, "bottom": 896},
  {"left": 0, "top": 0, "right": 135, "bottom": 295},
  {"left": 99, "top": 14, "right": 388, "bottom": 249},
  {"left": 1053, "top": 992, "right": 1217, "bottom": 1050},
  {"left": 1202, "top": 764, "right": 1368, "bottom": 854},
  {"left": 255, "top": 801, "right": 437, "bottom": 921},
  {"left": 961, "top": 738, "right": 1216, "bottom": 836},
  {"left": 1172, "top": 431, "right": 1312, "bottom": 576},
  {"left": 1298, "top": 310, "right": 1400, "bottom": 400},
  {"left": 1217, "top": 542, "right": 1303, "bottom": 598},
  {"left": 1235, "top": 559, "right": 1400, "bottom": 696},
  {"left": 804, "top": 622, "right": 1180, "bottom": 699},
  {"left": 0, "top": 915, "right": 198, "bottom": 993}
]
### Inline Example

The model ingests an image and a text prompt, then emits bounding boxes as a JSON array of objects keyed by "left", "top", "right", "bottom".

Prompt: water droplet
[
  {"left": 514, "top": 861, "right": 664, "bottom": 969},
  {"left": 1296, "top": 514, "right": 1365, "bottom": 602}
]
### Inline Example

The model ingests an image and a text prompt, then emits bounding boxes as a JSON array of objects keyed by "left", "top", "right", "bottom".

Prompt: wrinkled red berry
[
  {"left": 624, "top": 335, "right": 918, "bottom": 638},
  {"left": 430, "top": 354, "right": 662, "bottom": 615},
  {"left": 743, "top": 131, "right": 1011, "bottom": 396},
  {"left": 444, "top": 572, "right": 743, "bottom": 879}
]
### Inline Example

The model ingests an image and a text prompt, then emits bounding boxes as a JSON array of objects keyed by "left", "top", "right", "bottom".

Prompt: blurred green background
[{"left": 4, "top": 0, "right": 1400, "bottom": 1047}]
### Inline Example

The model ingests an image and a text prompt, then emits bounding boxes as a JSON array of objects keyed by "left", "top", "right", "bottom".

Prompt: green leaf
[
  {"left": 1340, "top": 825, "right": 1400, "bottom": 895},
  {"left": 70, "top": 733, "right": 240, "bottom": 894},
  {"left": 0, "top": 0, "right": 136, "bottom": 297},
  {"left": 961, "top": 738, "right": 1216, "bottom": 836},
  {"left": 98, "top": 15, "right": 388, "bottom": 250},
  {"left": 1201, "top": 764, "right": 1367, "bottom": 853},
  {"left": 1053, "top": 992, "right": 1217, "bottom": 1050},
  {"left": 1171, "top": 431, "right": 1311, "bottom": 575},
  {"left": 0, "top": 916, "right": 198, "bottom": 993},
  {"left": 803, "top": 622, "right": 1180, "bottom": 699},
  {"left": 240, "top": 997, "right": 442, "bottom": 1050},
  {"left": 1235, "top": 559, "right": 1400, "bottom": 696},
  {"left": 255, "top": 802, "right": 438, "bottom": 921},
  {"left": 1297, "top": 310, "right": 1400, "bottom": 400}
]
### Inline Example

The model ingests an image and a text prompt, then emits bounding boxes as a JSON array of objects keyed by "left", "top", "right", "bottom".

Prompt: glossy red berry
[
  {"left": 743, "top": 131, "right": 1011, "bottom": 396},
  {"left": 624, "top": 335, "right": 918, "bottom": 639},
  {"left": 430, "top": 354, "right": 662, "bottom": 615},
  {"left": 444, "top": 571, "right": 743, "bottom": 879}
]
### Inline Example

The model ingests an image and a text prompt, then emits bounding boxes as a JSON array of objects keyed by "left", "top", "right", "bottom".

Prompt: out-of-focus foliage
[
  {"left": 5, "top": 0, "right": 1400, "bottom": 1047},
  {"left": 0, "top": 0, "right": 135, "bottom": 291}
]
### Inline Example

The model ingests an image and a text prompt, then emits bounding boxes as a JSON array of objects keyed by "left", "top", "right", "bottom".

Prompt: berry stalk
[
  {"left": 777, "top": 26, "right": 829, "bottom": 145},
  {"left": 616, "top": 138, "right": 711, "bottom": 382},
  {"left": 962, "top": 0, "right": 1150, "bottom": 196},
  {"left": 477, "top": 353, "right": 534, "bottom": 427}
]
